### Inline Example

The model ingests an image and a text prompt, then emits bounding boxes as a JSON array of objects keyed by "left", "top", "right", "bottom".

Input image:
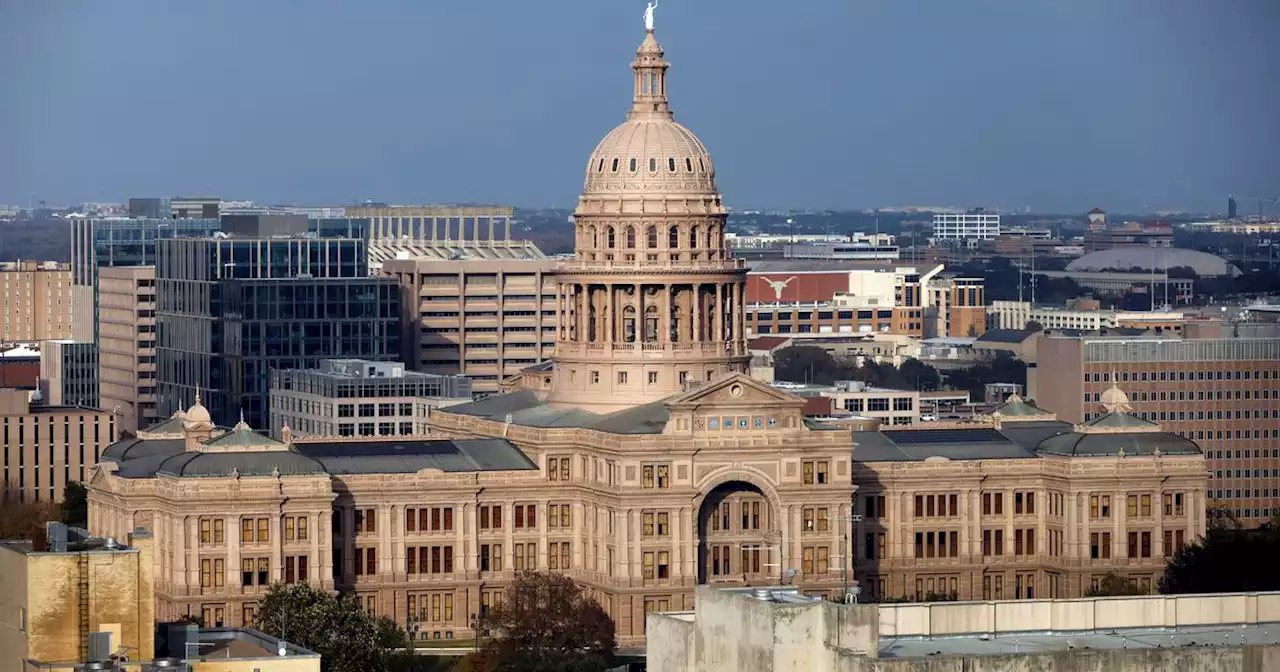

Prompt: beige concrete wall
[
  {"left": 877, "top": 591, "right": 1280, "bottom": 638},
  {"left": 15, "top": 547, "right": 149, "bottom": 666},
  {"left": 191, "top": 656, "right": 320, "bottom": 672},
  {"left": 0, "top": 546, "right": 31, "bottom": 672},
  {"left": 647, "top": 613, "right": 696, "bottom": 672},
  {"left": 836, "top": 645, "right": 1280, "bottom": 672}
]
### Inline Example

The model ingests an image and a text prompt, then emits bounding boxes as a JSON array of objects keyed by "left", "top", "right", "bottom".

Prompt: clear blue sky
[{"left": 1, "top": 0, "right": 1276, "bottom": 213}]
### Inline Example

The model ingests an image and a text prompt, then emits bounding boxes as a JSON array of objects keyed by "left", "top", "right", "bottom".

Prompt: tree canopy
[
  {"left": 1084, "top": 572, "right": 1146, "bottom": 597},
  {"left": 0, "top": 495, "right": 60, "bottom": 540},
  {"left": 1160, "top": 515, "right": 1280, "bottom": 595},
  {"left": 254, "top": 583, "right": 405, "bottom": 672},
  {"left": 62, "top": 482, "right": 88, "bottom": 527},
  {"left": 772, "top": 346, "right": 941, "bottom": 391},
  {"left": 474, "top": 572, "right": 616, "bottom": 672}
]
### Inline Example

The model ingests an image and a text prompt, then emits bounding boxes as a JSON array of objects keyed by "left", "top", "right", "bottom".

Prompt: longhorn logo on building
[{"left": 759, "top": 276, "right": 797, "bottom": 301}]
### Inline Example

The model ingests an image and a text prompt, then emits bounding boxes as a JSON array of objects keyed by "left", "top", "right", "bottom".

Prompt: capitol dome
[{"left": 581, "top": 30, "right": 720, "bottom": 200}]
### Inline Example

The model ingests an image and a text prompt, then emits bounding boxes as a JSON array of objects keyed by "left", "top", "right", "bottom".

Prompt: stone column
[
  {"left": 1154, "top": 490, "right": 1165, "bottom": 559},
  {"left": 174, "top": 515, "right": 187, "bottom": 589},
  {"left": 319, "top": 512, "right": 333, "bottom": 586},
  {"left": 662, "top": 284, "right": 672, "bottom": 345},
  {"left": 696, "top": 284, "right": 706, "bottom": 343},
  {"left": 714, "top": 284, "right": 724, "bottom": 342},
  {"left": 637, "top": 283, "right": 645, "bottom": 343},
  {"left": 457, "top": 503, "right": 470, "bottom": 574},
  {"left": 310, "top": 511, "right": 322, "bottom": 585},
  {"left": 618, "top": 508, "right": 630, "bottom": 580},
  {"left": 391, "top": 505, "right": 405, "bottom": 579},
  {"left": 225, "top": 514, "right": 241, "bottom": 589},
  {"left": 271, "top": 515, "right": 283, "bottom": 582},
  {"left": 1115, "top": 489, "right": 1127, "bottom": 560}
]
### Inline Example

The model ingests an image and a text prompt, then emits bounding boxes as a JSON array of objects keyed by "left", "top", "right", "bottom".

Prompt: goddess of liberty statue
[{"left": 644, "top": 1, "right": 658, "bottom": 31}]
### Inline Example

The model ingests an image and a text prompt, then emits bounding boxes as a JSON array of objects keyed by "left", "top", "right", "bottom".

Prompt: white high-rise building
[{"left": 932, "top": 211, "right": 1001, "bottom": 241}]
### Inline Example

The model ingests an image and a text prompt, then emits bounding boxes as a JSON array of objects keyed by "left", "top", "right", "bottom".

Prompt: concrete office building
[
  {"left": 69, "top": 217, "right": 221, "bottom": 342},
  {"left": 346, "top": 204, "right": 542, "bottom": 270},
  {"left": 932, "top": 211, "right": 1001, "bottom": 242},
  {"left": 382, "top": 257, "right": 559, "bottom": 395},
  {"left": 39, "top": 340, "right": 99, "bottom": 409},
  {"left": 0, "top": 522, "right": 320, "bottom": 672},
  {"left": 0, "top": 525, "right": 155, "bottom": 670},
  {"left": 97, "top": 266, "right": 158, "bottom": 434},
  {"left": 1036, "top": 333, "right": 1280, "bottom": 526},
  {"left": 744, "top": 262, "right": 985, "bottom": 339},
  {"left": 0, "top": 261, "right": 72, "bottom": 342},
  {"left": 772, "top": 380, "right": 922, "bottom": 426},
  {"left": 648, "top": 586, "right": 1280, "bottom": 672},
  {"left": 0, "top": 388, "right": 115, "bottom": 502},
  {"left": 0, "top": 342, "right": 41, "bottom": 389},
  {"left": 169, "top": 196, "right": 221, "bottom": 219},
  {"left": 267, "top": 358, "right": 472, "bottom": 439},
  {"left": 155, "top": 218, "right": 399, "bottom": 429}
]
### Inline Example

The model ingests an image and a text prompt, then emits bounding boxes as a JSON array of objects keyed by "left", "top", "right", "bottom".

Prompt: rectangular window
[
  {"left": 257, "top": 518, "right": 269, "bottom": 543},
  {"left": 241, "top": 518, "right": 253, "bottom": 544}
]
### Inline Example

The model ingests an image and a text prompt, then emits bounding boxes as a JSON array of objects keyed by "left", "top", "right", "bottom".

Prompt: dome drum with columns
[{"left": 550, "top": 27, "right": 749, "bottom": 411}]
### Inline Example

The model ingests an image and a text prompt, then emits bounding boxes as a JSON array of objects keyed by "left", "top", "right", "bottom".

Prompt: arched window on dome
[
  {"left": 648, "top": 158, "right": 657, "bottom": 173},
  {"left": 629, "top": 158, "right": 638, "bottom": 172},
  {"left": 668, "top": 226, "right": 679, "bottom": 250},
  {"left": 669, "top": 158, "right": 677, "bottom": 172},
  {"left": 686, "top": 158, "right": 694, "bottom": 172},
  {"left": 598, "top": 158, "right": 604, "bottom": 173},
  {"left": 606, "top": 226, "right": 616, "bottom": 249},
  {"left": 690, "top": 225, "right": 701, "bottom": 250},
  {"left": 612, "top": 158, "right": 619, "bottom": 172},
  {"left": 646, "top": 227, "right": 658, "bottom": 249},
  {"left": 626, "top": 226, "right": 636, "bottom": 249},
  {"left": 699, "top": 158, "right": 705, "bottom": 173}
]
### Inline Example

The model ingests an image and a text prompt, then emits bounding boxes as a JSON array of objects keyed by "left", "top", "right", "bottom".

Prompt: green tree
[
  {"left": 1084, "top": 572, "right": 1145, "bottom": 597},
  {"left": 255, "top": 583, "right": 401, "bottom": 672},
  {"left": 475, "top": 572, "right": 616, "bottom": 672},
  {"left": 1159, "top": 517, "right": 1280, "bottom": 595},
  {"left": 62, "top": 481, "right": 88, "bottom": 527}
]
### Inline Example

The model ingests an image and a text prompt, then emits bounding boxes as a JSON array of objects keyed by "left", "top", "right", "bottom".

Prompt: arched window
[
  {"left": 706, "top": 227, "right": 715, "bottom": 249},
  {"left": 686, "top": 158, "right": 694, "bottom": 172},
  {"left": 668, "top": 226, "right": 679, "bottom": 249},
  {"left": 629, "top": 158, "right": 638, "bottom": 172},
  {"left": 611, "top": 158, "right": 619, "bottom": 172},
  {"left": 647, "top": 226, "right": 658, "bottom": 249},
  {"left": 690, "top": 225, "right": 701, "bottom": 249},
  {"left": 699, "top": 158, "right": 705, "bottom": 172},
  {"left": 626, "top": 226, "right": 636, "bottom": 249},
  {"left": 648, "top": 158, "right": 657, "bottom": 172},
  {"left": 588, "top": 225, "right": 597, "bottom": 248},
  {"left": 606, "top": 226, "right": 616, "bottom": 249},
  {"left": 669, "top": 158, "right": 677, "bottom": 172},
  {"left": 598, "top": 158, "right": 605, "bottom": 173}
]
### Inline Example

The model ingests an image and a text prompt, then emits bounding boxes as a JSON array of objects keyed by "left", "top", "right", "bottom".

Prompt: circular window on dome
[
  {"left": 629, "top": 158, "right": 638, "bottom": 172},
  {"left": 668, "top": 158, "right": 677, "bottom": 172},
  {"left": 648, "top": 158, "right": 657, "bottom": 173}
]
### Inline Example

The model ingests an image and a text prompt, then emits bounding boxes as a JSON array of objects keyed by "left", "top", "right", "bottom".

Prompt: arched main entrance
[{"left": 696, "top": 480, "right": 782, "bottom": 585}]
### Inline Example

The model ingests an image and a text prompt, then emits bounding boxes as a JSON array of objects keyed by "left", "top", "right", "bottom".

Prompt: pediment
[
  {"left": 88, "top": 465, "right": 114, "bottom": 492},
  {"left": 667, "top": 373, "right": 806, "bottom": 411}
]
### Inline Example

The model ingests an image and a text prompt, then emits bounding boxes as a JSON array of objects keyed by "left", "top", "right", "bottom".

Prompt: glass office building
[
  {"left": 70, "top": 217, "right": 222, "bottom": 341},
  {"left": 155, "top": 235, "right": 399, "bottom": 428}
]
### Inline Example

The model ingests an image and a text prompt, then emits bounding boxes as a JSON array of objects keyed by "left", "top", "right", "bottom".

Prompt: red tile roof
[{"left": 747, "top": 336, "right": 791, "bottom": 351}]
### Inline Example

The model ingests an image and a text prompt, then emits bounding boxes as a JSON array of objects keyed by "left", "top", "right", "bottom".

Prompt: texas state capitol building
[{"left": 87, "top": 23, "right": 1208, "bottom": 646}]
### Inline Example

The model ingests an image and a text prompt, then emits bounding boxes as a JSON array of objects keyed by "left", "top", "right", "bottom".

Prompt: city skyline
[{"left": 1, "top": 1, "right": 1278, "bottom": 213}]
